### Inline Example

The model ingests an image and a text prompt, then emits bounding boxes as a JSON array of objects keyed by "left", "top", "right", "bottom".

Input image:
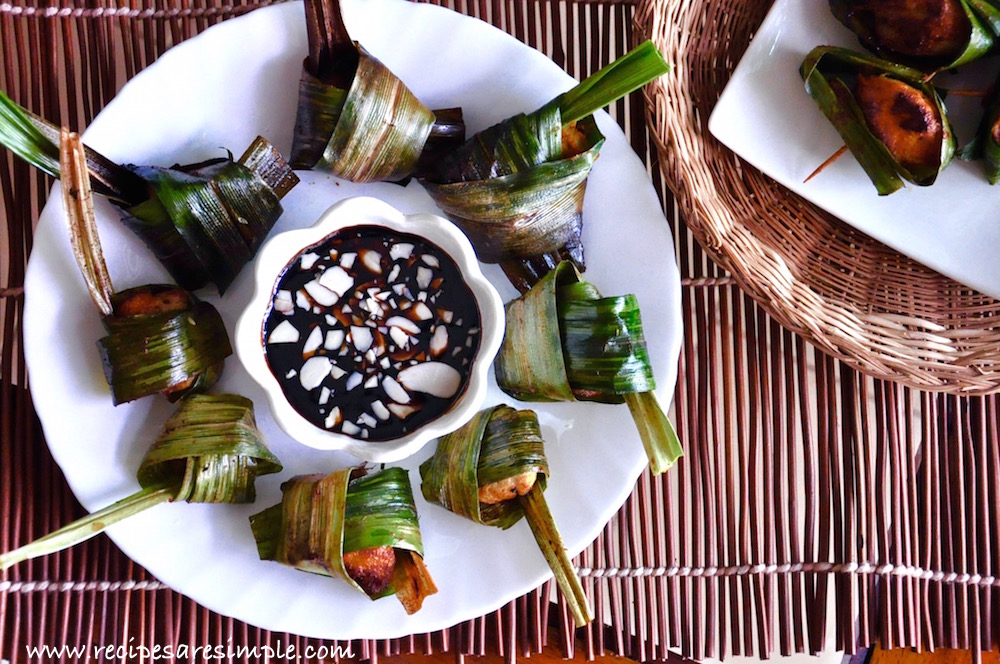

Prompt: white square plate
[{"left": 708, "top": 0, "right": 1000, "bottom": 300}]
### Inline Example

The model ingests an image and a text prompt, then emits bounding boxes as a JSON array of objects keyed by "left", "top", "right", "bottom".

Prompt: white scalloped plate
[
  {"left": 709, "top": 0, "right": 1000, "bottom": 299},
  {"left": 22, "top": 0, "right": 681, "bottom": 640}
]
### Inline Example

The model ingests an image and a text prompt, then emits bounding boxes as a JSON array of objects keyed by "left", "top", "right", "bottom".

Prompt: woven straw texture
[
  {"left": 4, "top": 0, "right": 1000, "bottom": 662},
  {"left": 636, "top": 0, "right": 1000, "bottom": 396}
]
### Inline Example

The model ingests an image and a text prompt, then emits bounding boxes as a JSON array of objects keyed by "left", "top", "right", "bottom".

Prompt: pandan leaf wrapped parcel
[
  {"left": 98, "top": 287, "right": 230, "bottom": 405},
  {"left": 0, "top": 394, "right": 282, "bottom": 571},
  {"left": 829, "top": 0, "right": 992, "bottom": 70},
  {"left": 289, "top": 0, "right": 464, "bottom": 182},
  {"left": 420, "top": 41, "right": 670, "bottom": 293},
  {"left": 800, "top": 46, "right": 955, "bottom": 196},
  {"left": 0, "top": 90, "right": 299, "bottom": 293},
  {"left": 494, "top": 261, "right": 683, "bottom": 475},
  {"left": 60, "top": 130, "right": 230, "bottom": 405},
  {"left": 958, "top": 70, "right": 1000, "bottom": 183},
  {"left": 419, "top": 404, "right": 592, "bottom": 628},
  {"left": 250, "top": 467, "right": 437, "bottom": 615}
]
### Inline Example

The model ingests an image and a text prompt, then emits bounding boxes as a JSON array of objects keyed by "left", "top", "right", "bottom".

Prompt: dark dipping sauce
[{"left": 263, "top": 225, "right": 483, "bottom": 442}]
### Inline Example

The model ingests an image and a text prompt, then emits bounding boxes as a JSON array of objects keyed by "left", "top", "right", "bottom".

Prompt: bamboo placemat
[{"left": 3, "top": 0, "right": 1000, "bottom": 662}]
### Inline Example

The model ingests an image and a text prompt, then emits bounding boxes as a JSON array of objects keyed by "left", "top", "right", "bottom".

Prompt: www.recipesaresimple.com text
[{"left": 23, "top": 638, "right": 355, "bottom": 661}]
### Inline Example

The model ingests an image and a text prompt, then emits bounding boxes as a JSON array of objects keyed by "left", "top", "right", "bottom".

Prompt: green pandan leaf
[
  {"left": 99, "top": 288, "right": 231, "bottom": 405},
  {"left": 0, "top": 394, "right": 280, "bottom": 571},
  {"left": 495, "top": 261, "right": 683, "bottom": 474},
  {"left": 250, "top": 467, "right": 436, "bottom": 614},
  {"left": 419, "top": 405, "right": 590, "bottom": 627},
  {"left": 421, "top": 41, "right": 668, "bottom": 292},
  {"left": 958, "top": 70, "right": 1000, "bottom": 183},
  {"left": 290, "top": 0, "right": 464, "bottom": 182},
  {"left": 0, "top": 90, "right": 298, "bottom": 292},
  {"left": 800, "top": 46, "right": 955, "bottom": 195}
]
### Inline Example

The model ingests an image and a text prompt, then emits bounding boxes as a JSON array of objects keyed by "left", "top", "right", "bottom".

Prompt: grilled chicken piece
[
  {"left": 343, "top": 545, "right": 396, "bottom": 596},
  {"left": 867, "top": 0, "right": 969, "bottom": 59},
  {"left": 562, "top": 122, "right": 590, "bottom": 157},
  {"left": 113, "top": 287, "right": 190, "bottom": 317},
  {"left": 392, "top": 551, "right": 438, "bottom": 615},
  {"left": 855, "top": 73, "right": 943, "bottom": 173},
  {"left": 478, "top": 470, "right": 538, "bottom": 505}
]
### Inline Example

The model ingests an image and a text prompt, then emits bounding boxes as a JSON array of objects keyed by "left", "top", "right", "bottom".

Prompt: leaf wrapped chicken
[
  {"left": 419, "top": 41, "right": 670, "bottom": 293},
  {"left": 0, "top": 90, "right": 298, "bottom": 293},
  {"left": 60, "top": 130, "right": 230, "bottom": 404},
  {"left": 958, "top": 70, "right": 1000, "bottom": 182},
  {"left": 250, "top": 467, "right": 437, "bottom": 615},
  {"left": 98, "top": 287, "right": 231, "bottom": 404},
  {"left": 0, "top": 394, "right": 282, "bottom": 571},
  {"left": 420, "top": 405, "right": 592, "bottom": 628},
  {"left": 494, "top": 261, "right": 682, "bottom": 475},
  {"left": 800, "top": 46, "right": 955, "bottom": 195},
  {"left": 829, "top": 0, "right": 993, "bottom": 70},
  {"left": 289, "top": 0, "right": 464, "bottom": 182}
]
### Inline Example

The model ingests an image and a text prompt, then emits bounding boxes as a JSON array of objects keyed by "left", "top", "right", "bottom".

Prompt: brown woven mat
[{"left": 3, "top": 0, "right": 1000, "bottom": 661}]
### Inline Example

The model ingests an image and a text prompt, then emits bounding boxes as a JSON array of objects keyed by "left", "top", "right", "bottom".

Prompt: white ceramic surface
[
  {"left": 708, "top": 0, "right": 1000, "bottom": 300},
  {"left": 235, "top": 196, "right": 504, "bottom": 463},
  {"left": 22, "top": 0, "right": 682, "bottom": 639}
]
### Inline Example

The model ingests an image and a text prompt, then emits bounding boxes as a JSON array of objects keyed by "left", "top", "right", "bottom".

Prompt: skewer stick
[{"left": 804, "top": 145, "right": 848, "bottom": 183}]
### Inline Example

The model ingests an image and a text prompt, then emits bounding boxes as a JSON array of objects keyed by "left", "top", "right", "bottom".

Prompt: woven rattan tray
[{"left": 636, "top": 0, "right": 1000, "bottom": 396}]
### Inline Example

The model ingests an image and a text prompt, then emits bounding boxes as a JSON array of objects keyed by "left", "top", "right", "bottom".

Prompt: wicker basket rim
[{"left": 636, "top": 0, "right": 1000, "bottom": 396}]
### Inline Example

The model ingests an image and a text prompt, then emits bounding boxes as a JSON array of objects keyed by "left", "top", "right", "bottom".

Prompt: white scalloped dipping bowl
[{"left": 235, "top": 196, "right": 504, "bottom": 463}]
